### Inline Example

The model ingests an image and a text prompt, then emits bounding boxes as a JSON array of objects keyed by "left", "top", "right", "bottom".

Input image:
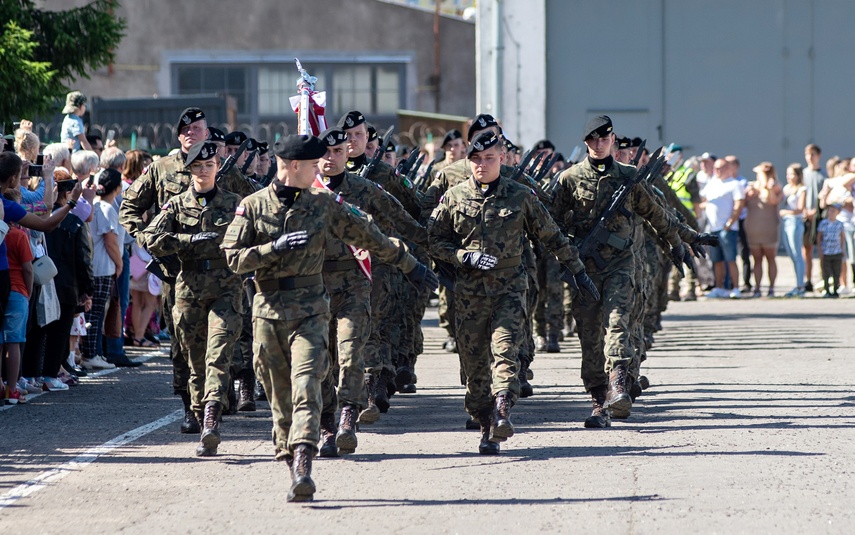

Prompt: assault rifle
[
  {"left": 395, "top": 148, "right": 419, "bottom": 179},
  {"left": 414, "top": 160, "right": 436, "bottom": 192},
  {"left": 576, "top": 147, "right": 668, "bottom": 270},
  {"left": 404, "top": 153, "right": 425, "bottom": 189},
  {"left": 507, "top": 150, "right": 536, "bottom": 184},
  {"left": 630, "top": 139, "right": 646, "bottom": 166},
  {"left": 359, "top": 126, "right": 394, "bottom": 179},
  {"left": 217, "top": 138, "right": 261, "bottom": 193}
]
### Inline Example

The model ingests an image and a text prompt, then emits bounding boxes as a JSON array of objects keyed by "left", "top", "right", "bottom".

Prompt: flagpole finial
[{"left": 295, "top": 58, "right": 317, "bottom": 91}]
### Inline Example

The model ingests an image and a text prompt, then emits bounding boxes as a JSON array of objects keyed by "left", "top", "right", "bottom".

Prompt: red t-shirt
[{"left": 6, "top": 227, "right": 34, "bottom": 298}]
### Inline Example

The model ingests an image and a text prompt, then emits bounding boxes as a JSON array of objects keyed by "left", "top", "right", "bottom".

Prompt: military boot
[
  {"left": 286, "top": 445, "right": 316, "bottom": 502},
  {"left": 318, "top": 412, "right": 338, "bottom": 458},
  {"left": 683, "top": 282, "right": 698, "bottom": 301},
  {"left": 519, "top": 361, "right": 534, "bottom": 398},
  {"left": 336, "top": 404, "right": 358, "bottom": 455},
  {"left": 237, "top": 369, "right": 256, "bottom": 412},
  {"left": 225, "top": 379, "right": 238, "bottom": 415},
  {"left": 254, "top": 378, "right": 267, "bottom": 401},
  {"left": 444, "top": 336, "right": 457, "bottom": 353},
  {"left": 465, "top": 417, "right": 481, "bottom": 430},
  {"left": 394, "top": 365, "right": 412, "bottom": 392},
  {"left": 196, "top": 401, "right": 222, "bottom": 457},
  {"left": 535, "top": 335, "right": 547, "bottom": 352},
  {"left": 606, "top": 365, "right": 632, "bottom": 419},
  {"left": 638, "top": 375, "right": 650, "bottom": 390},
  {"left": 478, "top": 409, "right": 500, "bottom": 455},
  {"left": 375, "top": 372, "right": 391, "bottom": 413},
  {"left": 546, "top": 333, "right": 560, "bottom": 353},
  {"left": 629, "top": 379, "right": 643, "bottom": 402},
  {"left": 179, "top": 391, "right": 200, "bottom": 434},
  {"left": 490, "top": 391, "right": 514, "bottom": 443},
  {"left": 584, "top": 385, "right": 611, "bottom": 428},
  {"left": 358, "top": 373, "right": 381, "bottom": 424},
  {"left": 668, "top": 288, "right": 681, "bottom": 301}
]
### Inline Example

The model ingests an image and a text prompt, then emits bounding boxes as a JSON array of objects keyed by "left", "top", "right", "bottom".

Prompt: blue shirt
[
  {"left": 0, "top": 199, "right": 28, "bottom": 271},
  {"left": 61, "top": 114, "right": 85, "bottom": 151},
  {"left": 818, "top": 219, "right": 844, "bottom": 256}
]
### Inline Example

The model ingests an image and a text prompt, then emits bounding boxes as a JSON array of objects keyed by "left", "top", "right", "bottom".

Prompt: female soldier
[{"left": 143, "top": 142, "right": 242, "bottom": 457}]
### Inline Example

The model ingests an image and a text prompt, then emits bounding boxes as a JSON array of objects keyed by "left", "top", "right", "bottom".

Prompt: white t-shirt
[
  {"left": 701, "top": 177, "right": 745, "bottom": 232},
  {"left": 89, "top": 200, "right": 119, "bottom": 277}
]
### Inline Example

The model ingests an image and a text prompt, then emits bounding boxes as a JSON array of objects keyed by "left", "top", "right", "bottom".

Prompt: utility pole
[{"left": 433, "top": 0, "right": 441, "bottom": 113}]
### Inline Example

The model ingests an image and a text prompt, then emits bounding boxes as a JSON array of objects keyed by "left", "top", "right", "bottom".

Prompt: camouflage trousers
[
  {"left": 533, "top": 253, "right": 564, "bottom": 338},
  {"left": 231, "top": 278, "right": 254, "bottom": 377},
  {"left": 398, "top": 247, "right": 431, "bottom": 372},
  {"left": 455, "top": 290, "right": 525, "bottom": 417},
  {"left": 520, "top": 265, "right": 538, "bottom": 369},
  {"left": 161, "top": 281, "right": 189, "bottom": 395},
  {"left": 571, "top": 262, "right": 637, "bottom": 391},
  {"left": 173, "top": 294, "right": 241, "bottom": 413},
  {"left": 438, "top": 285, "right": 455, "bottom": 338},
  {"left": 321, "top": 278, "right": 372, "bottom": 414},
  {"left": 253, "top": 313, "right": 330, "bottom": 459},
  {"left": 628, "top": 243, "right": 650, "bottom": 378},
  {"left": 363, "top": 263, "right": 398, "bottom": 375}
]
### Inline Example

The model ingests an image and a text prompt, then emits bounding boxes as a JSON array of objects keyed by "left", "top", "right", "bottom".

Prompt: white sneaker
[
  {"left": 839, "top": 286, "right": 851, "bottom": 295},
  {"left": 42, "top": 377, "right": 70, "bottom": 391},
  {"left": 81, "top": 355, "right": 116, "bottom": 370},
  {"left": 729, "top": 288, "right": 742, "bottom": 299},
  {"left": 706, "top": 288, "right": 727, "bottom": 298},
  {"left": 18, "top": 377, "right": 41, "bottom": 394}
]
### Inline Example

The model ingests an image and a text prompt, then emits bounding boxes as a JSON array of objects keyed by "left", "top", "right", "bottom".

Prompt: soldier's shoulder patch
[
  {"left": 439, "top": 195, "right": 445, "bottom": 204},
  {"left": 161, "top": 203, "right": 170, "bottom": 211},
  {"left": 375, "top": 183, "right": 384, "bottom": 191},
  {"left": 335, "top": 193, "right": 344, "bottom": 205},
  {"left": 530, "top": 188, "right": 537, "bottom": 196},
  {"left": 235, "top": 205, "right": 246, "bottom": 217}
]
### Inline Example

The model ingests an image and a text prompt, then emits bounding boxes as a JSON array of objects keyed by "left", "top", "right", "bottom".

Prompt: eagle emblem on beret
[
  {"left": 472, "top": 141, "right": 484, "bottom": 151},
  {"left": 326, "top": 134, "right": 335, "bottom": 145},
  {"left": 345, "top": 117, "right": 354, "bottom": 127},
  {"left": 590, "top": 131, "right": 600, "bottom": 139},
  {"left": 478, "top": 117, "right": 487, "bottom": 127},
  {"left": 182, "top": 115, "right": 191, "bottom": 125}
]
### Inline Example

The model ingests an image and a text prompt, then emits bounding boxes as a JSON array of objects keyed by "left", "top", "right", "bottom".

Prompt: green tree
[{"left": 0, "top": 0, "right": 125, "bottom": 121}]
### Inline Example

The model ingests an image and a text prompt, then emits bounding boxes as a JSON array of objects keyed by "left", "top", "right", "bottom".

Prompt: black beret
[
  {"left": 337, "top": 111, "right": 366, "bottom": 130},
  {"left": 320, "top": 127, "right": 348, "bottom": 148},
  {"left": 630, "top": 137, "right": 643, "bottom": 148},
  {"left": 503, "top": 137, "right": 518, "bottom": 152},
  {"left": 385, "top": 141, "right": 396, "bottom": 153},
  {"left": 272, "top": 134, "right": 327, "bottom": 161},
  {"left": 184, "top": 141, "right": 220, "bottom": 167},
  {"left": 366, "top": 123, "right": 378, "bottom": 142},
  {"left": 178, "top": 108, "right": 205, "bottom": 129},
  {"left": 617, "top": 136, "right": 631, "bottom": 150},
  {"left": 583, "top": 115, "right": 613, "bottom": 141},
  {"left": 441, "top": 129, "right": 463, "bottom": 148},
  {"left": 257, "top": 141, "right": 269, "bottom": 155},
  {"left": 224, "top": 131, "right": 247, "bottom": 147},
  {"left": 247, "top": 138, "right": 259, "bottom": 151},
  {"left": 208, "top": 127, "right": 225, "bottom": 143},
  {"left": 467, "top": 114, "right": 500, "bottom": 140},
  {"left": 533, "top": 139, "right": 555, "bottom": 152},
  {"left": 467, "top": 131, "right": 501, "bottom": 157},
  {"left": 554, "top": 152, "right": 565, "bottom": 163}
]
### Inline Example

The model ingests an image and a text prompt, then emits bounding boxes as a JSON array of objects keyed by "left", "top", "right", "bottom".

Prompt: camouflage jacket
[
  {"left": 428, "top": 176, "right": 583, "bottom": 296},
  {"left": 141, "top": 187, "right": 243, "bottom": 302},
  {"left": 347, "top": 158, "right": 421, "bottom": 221},
  {"left": 315, "top": 172, "right": 427, "bottom": 292},
  {"left": 120, "top": 152, "right": 258, "bottom": 241},
  {"left": 550, "top": 157, "right": 693, "bottom": 271},
  {"left": 221, "top": 182, "right": 418, "bottom": 320}
]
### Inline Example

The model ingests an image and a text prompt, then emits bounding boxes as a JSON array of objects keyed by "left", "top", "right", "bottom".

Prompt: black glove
[
  {"left": 691, "top": 232, "right": 720, "bottom": 259},
  {"left": 561, "top": 266, "right": 600, "bottom": 301},
  {"left": 405, "top": 262, "right": 439, "bottom": 293},
  {"left": 190, "top": 231, "right": 219, "bottom": 243},
  {"left": 272, "top": 230, "right": 309, "bottom": 252},
  {"left": 461, "top": 251, "right": 498, "bottom": 270},
  {"left": 670, "top": 243, "right": 696, "bottom": 277}
]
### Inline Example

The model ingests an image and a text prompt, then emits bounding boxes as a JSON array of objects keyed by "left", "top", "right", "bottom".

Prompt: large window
[
  {"left": 174, "top": 60, "right": 405, "bottom": 123},
  {"left": 176, "top": 65, "right": 250, "bottom": 114}
]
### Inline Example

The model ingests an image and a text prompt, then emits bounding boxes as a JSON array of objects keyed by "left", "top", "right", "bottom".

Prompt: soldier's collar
[
  {"left": 191, "top": 184, "right": 218, "bottom": 207},
  {"left": 471, "top": 176, "right": 499, "bottom": 197},
  {"left": 273, "top": 180, "right": 303, "bottom": 207},
  {"left": 588, "top": 155, "right": 613, "bottom": 174},
  {"left": 321, "top": 172, "right": 346, "bottom": 191},
  {"left": 347, "top": 154, "right": 367, "bottom": 171}
]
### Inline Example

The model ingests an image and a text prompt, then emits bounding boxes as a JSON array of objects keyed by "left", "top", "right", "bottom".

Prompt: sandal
[{"left": 134, "top": 337, "right": 156, "bottom": 348}]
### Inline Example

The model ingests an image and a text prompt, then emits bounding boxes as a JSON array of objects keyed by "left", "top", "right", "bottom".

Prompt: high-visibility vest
[{"left": 668, "top": 166, "right": 696, "bottom": 212}]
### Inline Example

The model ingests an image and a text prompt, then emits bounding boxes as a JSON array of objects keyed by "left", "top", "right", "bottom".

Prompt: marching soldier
[
  {"left": 549, "top": 116, "right": 714, "bottom": 428},
  {"left": 120, "top": 108, "right": 255, "bottom": 434},
  {"left": 312, "top": 127, "right": 429, "bottom": 456},
  {"left": 221, "top": 134, "right": 436, "bottom": 502},
  {"left": 434, "top": 129, "right": 466, "bottom": 173},
  {"left": 428, "top": 131, "right": 598, "bottom": 455},
  {"left": 142, "top": 141, "right": 242, "bottom": 456}
]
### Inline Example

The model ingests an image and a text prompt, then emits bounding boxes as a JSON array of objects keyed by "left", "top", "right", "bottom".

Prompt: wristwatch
[{"left": 67, "top": 199, "right": 77, "bottom": 209}]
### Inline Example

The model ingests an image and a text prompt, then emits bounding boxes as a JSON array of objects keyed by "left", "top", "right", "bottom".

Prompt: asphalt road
[{"left": 1, "top": 285, "right": 853, "bottom": 534}]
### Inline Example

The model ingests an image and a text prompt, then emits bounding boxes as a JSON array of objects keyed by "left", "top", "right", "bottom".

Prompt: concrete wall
[
  {"left": 543, "top": 0, "right": 855, "bottom": 171},
  {"left": 36, "top": 0, "right": 476, "bottom": 119}
]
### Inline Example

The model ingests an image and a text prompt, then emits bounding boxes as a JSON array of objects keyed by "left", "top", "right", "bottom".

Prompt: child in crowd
[
  {"left": 817, "top": 203, "right": 846, "bottom": 297},
  {"left": 3, "top": 224, "right": 33, "bottom": 404}
]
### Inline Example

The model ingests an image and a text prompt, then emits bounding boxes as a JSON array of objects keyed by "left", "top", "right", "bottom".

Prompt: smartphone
[
  {"left": 57, "top": 180, "right": 76, "bottom": 192},
  {"left": 106, "top": 129, "right": 116, "bottom": 143}
]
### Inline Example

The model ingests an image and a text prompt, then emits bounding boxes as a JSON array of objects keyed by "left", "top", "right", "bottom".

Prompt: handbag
[
  {"left": 32, "top": 255, "right": 58, "bottom": 286},
  {"left": 36, "top": 278, "right": 61, "bottom": 327}
]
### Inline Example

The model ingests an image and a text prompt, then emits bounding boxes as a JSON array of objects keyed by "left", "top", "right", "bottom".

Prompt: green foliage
[{"left": 0, "top": 0, "right": 126, "bottom": 121}]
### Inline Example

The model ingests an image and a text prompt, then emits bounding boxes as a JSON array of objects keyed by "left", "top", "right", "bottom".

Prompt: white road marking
[{"left": 0, "top": 409, "right": 181, "bottom": 509}]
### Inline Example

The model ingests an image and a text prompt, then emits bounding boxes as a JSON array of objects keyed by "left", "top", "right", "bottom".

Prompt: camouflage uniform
[
  {"left": 428, "top": 176, "right": 583, "bottom": 417},
  {"left": 142, "top": 187, "right": 243, "bottom": 413},
  {"left": 119, "top": 152, "right": 257, "bottom": 396},
  {"left": 316, "top": 172, "right": 427, "bottom": 414},
  {"left": 221, "top": 182, "right": 418, "bottom": 458},
  {"left": 550, "top": 157, "right": 694, "bottom": 391}
]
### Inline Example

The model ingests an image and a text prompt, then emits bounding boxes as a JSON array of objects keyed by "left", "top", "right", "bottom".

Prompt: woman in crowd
[
  {"left": 780, "top": 163, "right": 807, "bottom": 297},
  {"left": 744, "top": 162, "right": 782, "bottom": 297}
]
